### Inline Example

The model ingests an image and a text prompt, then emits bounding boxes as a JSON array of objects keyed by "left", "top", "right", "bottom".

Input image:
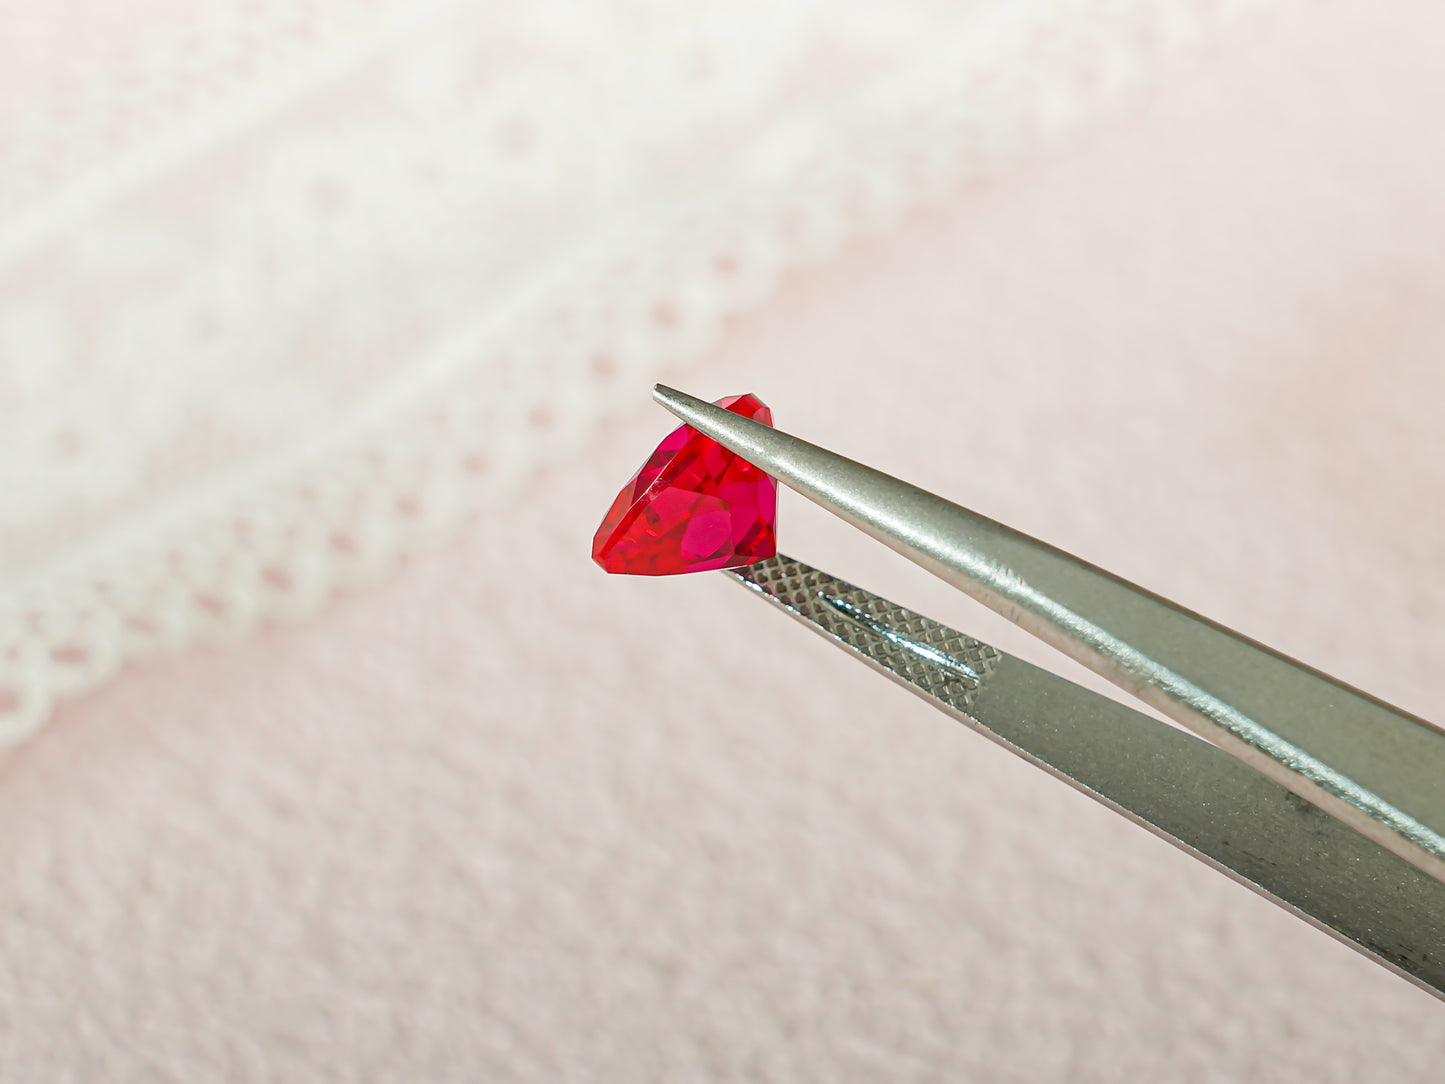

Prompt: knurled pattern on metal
[{"left": 735, "top": 554, "right": 1000, "bottom": 710}]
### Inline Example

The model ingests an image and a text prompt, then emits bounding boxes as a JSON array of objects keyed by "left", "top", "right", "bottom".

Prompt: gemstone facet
[{"left": 592, "top": 394, "right": 778, "bottom": 575}]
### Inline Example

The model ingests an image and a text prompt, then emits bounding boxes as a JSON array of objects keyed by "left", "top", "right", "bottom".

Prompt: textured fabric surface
[
  {"left": 0, "top": 0, "right": 1257, "bottom": 743},
  {"left": 4, "top": 2, "right": 1445, "bottom": 1080}
]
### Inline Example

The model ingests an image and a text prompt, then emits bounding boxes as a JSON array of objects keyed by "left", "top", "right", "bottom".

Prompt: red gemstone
[{"left": 592, "top": 393, "right": 778, "bottom": 575}]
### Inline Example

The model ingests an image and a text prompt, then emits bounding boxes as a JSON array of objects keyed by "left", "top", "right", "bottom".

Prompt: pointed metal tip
[
  {"left": 651, "top": 384, "right": 721, "bottom": 435},
  {"left": 651, "top": 383, "right": 783, "bottom": 472},
  {"left": 652, "top": 382, "right": 697, "bottom": 414}
]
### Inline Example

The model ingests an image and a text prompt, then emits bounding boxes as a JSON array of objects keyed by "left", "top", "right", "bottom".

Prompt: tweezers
[{"left": 653, "top": 384, "right": 1445, "bottom": 1001}]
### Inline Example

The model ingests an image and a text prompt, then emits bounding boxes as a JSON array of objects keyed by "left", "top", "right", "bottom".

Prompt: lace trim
[{"left": 0, "top": 0, "right": 1279, "bottom": 742}]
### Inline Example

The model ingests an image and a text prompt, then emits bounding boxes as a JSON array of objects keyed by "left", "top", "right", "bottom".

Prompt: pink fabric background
[{"left": 4, "top": 4, "right": 1445, "bottom": 1080}]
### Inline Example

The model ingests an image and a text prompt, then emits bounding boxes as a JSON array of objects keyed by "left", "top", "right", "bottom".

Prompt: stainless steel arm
[
  {"left": 656, "top": 385, "right": 1445, "bottom": 885},
  {"left": 729, "top": 553, "right": 1445, "bottom": 1000}
]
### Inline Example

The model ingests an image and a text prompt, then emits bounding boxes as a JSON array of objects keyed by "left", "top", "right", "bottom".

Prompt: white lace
[{"left": 0, "top": 0, "right": 1277, "bottom": 743}]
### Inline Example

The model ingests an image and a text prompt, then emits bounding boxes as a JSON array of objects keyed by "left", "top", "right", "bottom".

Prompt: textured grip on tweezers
[
  {"left": 734, "top": 554, "right": 999, "bottom": 711},
  {"left": 725, "top": 552, "right": 1445, "bottom": 1001}
]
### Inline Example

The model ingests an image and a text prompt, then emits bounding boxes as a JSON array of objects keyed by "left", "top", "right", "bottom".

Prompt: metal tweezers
[{"left": 654, "top": 384, "right": 1445, "bottom": 1001}]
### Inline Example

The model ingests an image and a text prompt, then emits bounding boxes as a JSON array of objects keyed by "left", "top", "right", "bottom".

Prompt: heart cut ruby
[{"left": 592, "top": 393, "right": 777, "bottom": 575}]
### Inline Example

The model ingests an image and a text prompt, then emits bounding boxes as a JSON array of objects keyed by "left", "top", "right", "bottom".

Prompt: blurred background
[{"left": 2, "top": 0, "right": 1443, "bottom": 1079}]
